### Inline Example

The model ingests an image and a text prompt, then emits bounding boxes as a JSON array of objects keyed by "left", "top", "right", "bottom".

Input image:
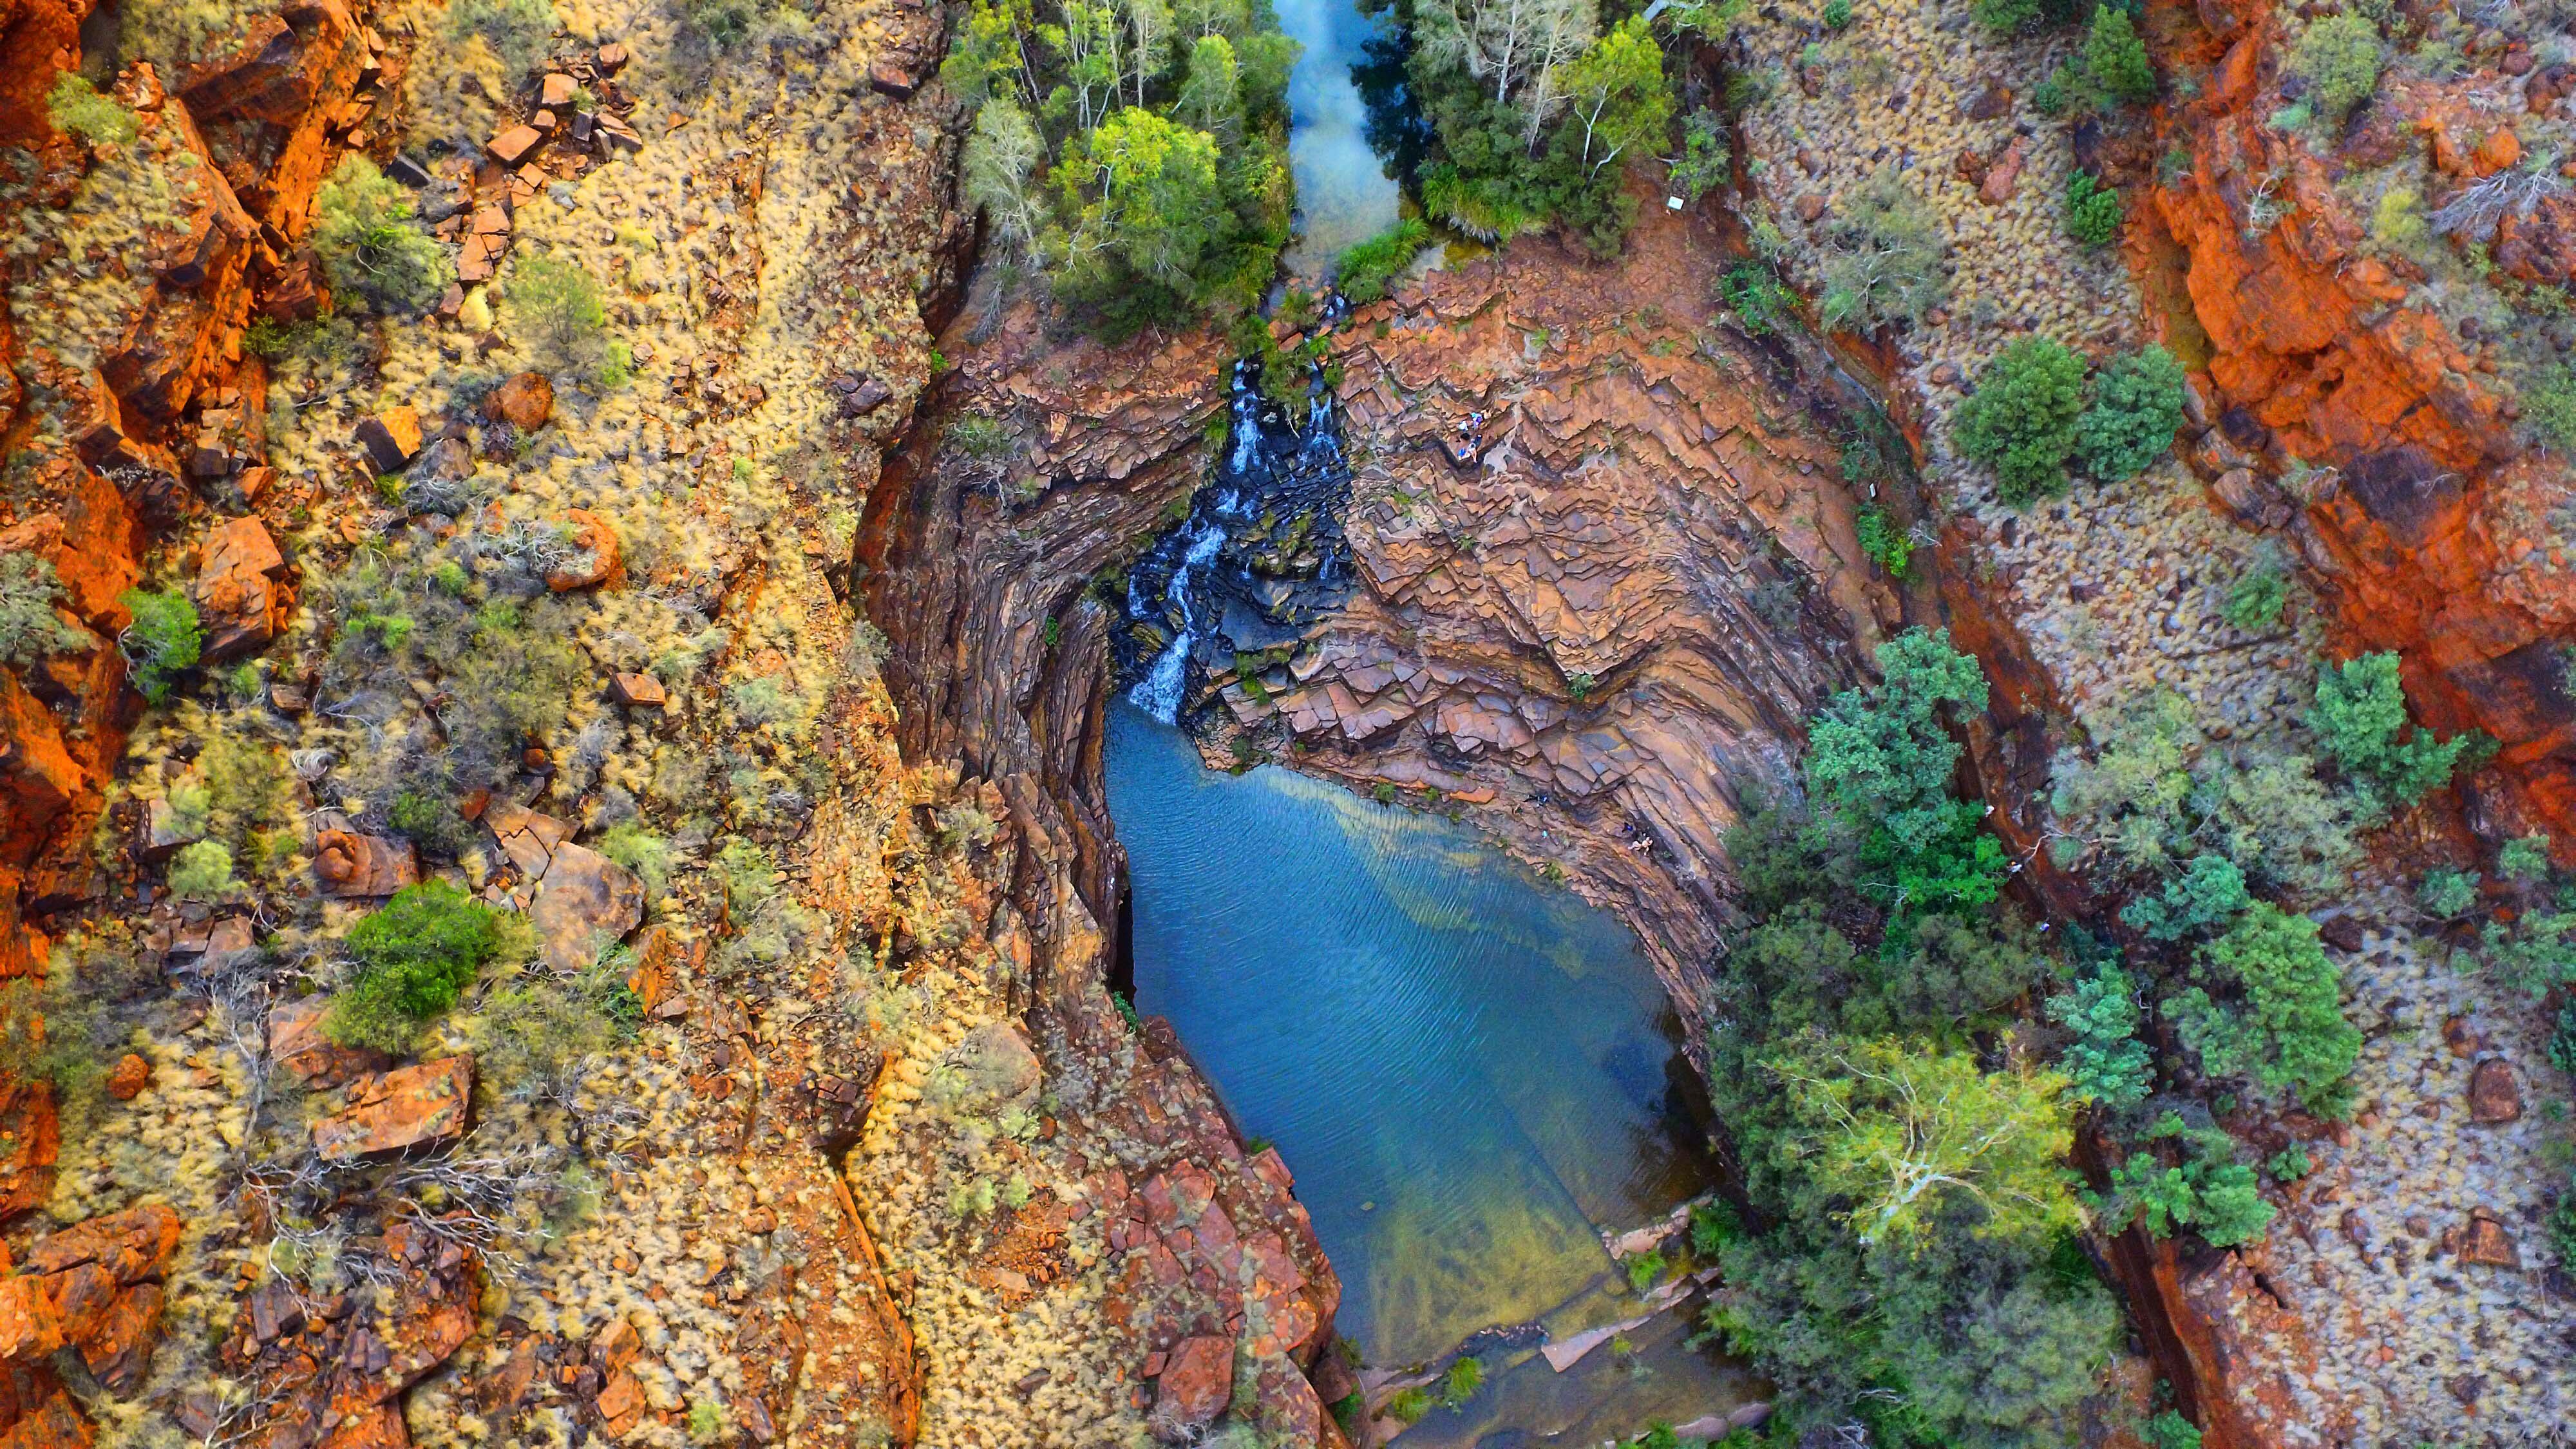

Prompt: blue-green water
[
  {"left": 1108, "top": 705, "right": 1717, "bottom": 1374},
  {"left": 1278, "top": 0, "right": 1405, "bottom": 277}
]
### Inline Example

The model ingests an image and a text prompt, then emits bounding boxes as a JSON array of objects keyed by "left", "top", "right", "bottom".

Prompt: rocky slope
[{"left": 1730, "top": 0, "right": 2576, "bottom": 1439}]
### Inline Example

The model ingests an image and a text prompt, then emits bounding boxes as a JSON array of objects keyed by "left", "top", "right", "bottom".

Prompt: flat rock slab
[
  {"left": 484, "top": 801, "right": 643, "bottom": 970},
  {"left": 312, "top": 1057, "right": 473, "bottom": 1159}
]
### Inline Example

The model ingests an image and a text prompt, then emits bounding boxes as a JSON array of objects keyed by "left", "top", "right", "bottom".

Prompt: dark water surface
[
  {"left": 1277, "top": 0, "right": 1405, "bottom": 276},
  {"left": 1108, "top": 705, "right": 1716, "bottom": 1373}
]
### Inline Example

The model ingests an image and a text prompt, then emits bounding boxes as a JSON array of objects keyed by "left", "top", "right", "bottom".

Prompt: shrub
[
  {"left": 2146, "top": 1410, "right": 2204, "bottom": 1449},
  {"left": 2500, "top": 831, "right": 2552, "bottom": 883},
  {"left": 0, "top": 554, "right": 88, "bottom": 666},
  {"left": 2526, "top": 364, "right": 2576, "bottom": 451},
  {"left": 598, "top": 822, "right": 675, "bottom": 897},
  {"left": 2101, "top": 1112, "right": 2274, "bottom": 1247},
  {"left": 2064, "top": 170, "right": 2124, "bottom": 247},
  {"left": 1385, "top": 1388, "right": 1432, "bottom": 1424},
  {"left": 2418, "top": 867, "right": 2480, "bottom": 920},
  {"left": 2168, "top": 903, "right": 2360, "bottom": 1114},
  {"left": 445, "top": 0, "right": 560, "bottom": 71},
  {"left": 2045, "top": 962, "right": 2153, "bottom": 1107},
  {"left": 1669, "top": 108, "right": 1732, "bottom": 202},
  {"left": 2075, "top": 345, "right": 2184, "bottom": 481},
  {"left": 2291, "top": 14, "right": 2382, "bottom": 120},
  {"left": 0, "top": 947, "right": 149, "bottom": 1135},
  {"left": 509, "top": 254, "right": 614, "bottom": 379},
  {"left": 388, "top": 789, "right": 475, "bottom": 857},
  {"left": 46, "top": 74, "right": 138, "bottom": 146},
  {"left": 479, "top": 952, "right": 639, "bottom": 1099},
  {"left": 681, "top": 0, "right": 770, "bottom": 48},
  {"left": 328, "top": 882, "right": 507, "bottom": 1050},
  {"left": 1954, "top": 338, "right": 2087, "bottom": 505},
  {"left": 117, "top": 589, "right": 201, "bottom": 703},
  {"left": 2222, "top": 556, "right": 2289, "bottom": 631},
  {"left": 1624, "top": 1249, "right": 1668, "bottom": 1293},
  {"left": 2307, "top": 652, "right": 2484, "bottom": 812},
  {"left": 313, "top": 157, "right": 450, "bottom": 314},
  {"left": 1335, "top": 218, "right": 1432, "bottom": 305},
  {"left": 167, "top": 841, "right": 235, "bottom": 901},
  {"left": 1816, "top": 169, "right": 1949, "bottom": 331},
  {"left": 2121, "top": 853, "right": 2250, "bottom": 941},
  {"left": 2083, "top": 5, "right": 2155, "bottom": 102},
  {"left": 1721, "top": 261, "right": 1797, "bottom": 334},
  {"left": 1439, "top": 1355, "right": 1484, "bottom": 1407},
  {"left": 1856, "top": 507, "right": 1913, "bottom": 580},
  {"left": 2265, "top": 1145, "right": 2312, "bottom": 1180}
]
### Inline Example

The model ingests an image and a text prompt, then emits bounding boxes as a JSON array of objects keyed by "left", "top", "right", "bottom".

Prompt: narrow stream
[
  {"left": 1278, "top": 0, "right": 1405, "bottom": 278},
  {"left": 1108, "top": 707, "right": 1758, "bottom": 1443}
]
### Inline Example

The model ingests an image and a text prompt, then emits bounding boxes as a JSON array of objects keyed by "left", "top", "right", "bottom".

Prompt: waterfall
[{"left": 1126, "top": 521, "right": 1228, "bottom": 723}]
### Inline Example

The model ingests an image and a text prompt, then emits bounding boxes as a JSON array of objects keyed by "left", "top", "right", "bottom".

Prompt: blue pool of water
[{"left": 1108, "top": 705, "right": 1714, "bottom": 1367}]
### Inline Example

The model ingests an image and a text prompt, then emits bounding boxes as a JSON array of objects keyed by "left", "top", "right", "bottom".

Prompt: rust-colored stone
[
  {"left": 102, "top": 1055, "right": 148, "bottom": 1103},
  {"left": 482, "top": 372, "right": 553, "bottom": 431},
  {"left": 310, "top": 1057, "right": 473, "bottom": 1159},
  {"left": 544, "top": 508, "right": 620, "bottom": 591}
]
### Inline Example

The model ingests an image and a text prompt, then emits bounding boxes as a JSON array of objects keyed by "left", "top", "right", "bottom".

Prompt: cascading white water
[{"left": 1126, "top": 521, "right": 1228, "bottom": 723}]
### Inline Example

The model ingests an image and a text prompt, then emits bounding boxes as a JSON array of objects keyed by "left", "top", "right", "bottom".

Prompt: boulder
[
  {"left": 16, "top": 1204, "right": 182, "bottom": 1395},
  {"left": 103, "top": 1056, "right": 149, "bottom": 1103},
  {"left": 311, "top": 1057, "right": 473, "bottom": 1159},
  {"left": 484, "top": 802, "right": 643, "bottom": 971},
  {"left": 486, "top": 124, "right": 543, "bottom": 164},
  {"left": 545, "top": 509, "right": 620, "bottom": 591},
  {"left": 354, "top": 406, "right": 422, "bottom": 473},
  {"left": 2468, "top": 1057, "right": 2523, "bottom": 1124},
  {"left": 949, "top": 1020, "right": 1043, "bottom": 1108},
  {"left": 314, "top": 828, "right": 417, "bottom": 898},
  {"left": 1147, "top": 1335, "right": 1232, "bottom": 1441},
  {"left": 609, "top": 672, "right": 666, "bottom": 707},
  {"left": 191, "top": 516, "right": 292, "bottom": 662},
  {"left": 2458, "top": 1209, "right": 2520, "bottom": 1267},
  {"left": 1978, "top": 138, "right": 2027, "bottom": 204},
  {"left": 267, "top": 997, "right": 388, "bottom": 1089},
  {"left": 482, "top": 372, "right": 553, "bottom": 432},
  {"left": 540, "top": 73, "right": 576, "bottom": 108}
]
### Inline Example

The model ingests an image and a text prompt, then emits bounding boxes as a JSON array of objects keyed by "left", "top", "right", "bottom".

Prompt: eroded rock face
[{"left": 2150, "top": 0, "right": 2576, "bottom": 854}]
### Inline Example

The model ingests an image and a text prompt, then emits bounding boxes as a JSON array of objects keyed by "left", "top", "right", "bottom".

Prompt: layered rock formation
[{"left": 2145, "top": 0, "right": 2576, "bottom": 853}]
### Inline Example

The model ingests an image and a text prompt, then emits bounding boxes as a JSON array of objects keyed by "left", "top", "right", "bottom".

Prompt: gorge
[{"left": 3, "top": 0, "right": 2576, "bottom": 1444}]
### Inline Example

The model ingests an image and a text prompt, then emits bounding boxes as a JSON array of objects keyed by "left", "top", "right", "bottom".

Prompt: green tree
[
  {"left": 1803, "top": 629, "right": 2004, "bottom": 914},
  {"left": 1056, "top": 107, "right": 1229, "bottom": 292},
  {"left": 1177, "top": 32, "right": 1240, "bottom": 133},
  {"left": 2307, "top": 652, "right": 2483, "bottom": 812},
  {"left": 2045, "top": 963, "right": 2153, "bottom": 1108},
  {"left": 2169, "top": 903, "right": 2360, "bottom": 1114},
  {"left": 2076, "top": 345, "right": 2185, "bottom": 482},
  {"left": 1768, "top": 1035, "right": 2081, "bottom": 1249},
  {"left": 117, "top": 589, "right": 201, "bottom": 704},
  {"left": 2290, "top": 13, "right": 2382, "bottom": 120},
  {"left": 1557, "top": 18, "right": 1672, "bottom": 182},
  {"left": 2082, "top": 5, "right": 2154, "bottom": 102},
  {"left": 2222, "top": 553, "right": 2288, "bottom": 631},
  {"left": 1953, "top": 338, "right": 2087, "bottom": 505},
  {"left": 2121, "top": 853, "right": 2250, "bottom": 941},
  {"left": 2101, "top": 1113, "right": 2275, "bottom": 1247},
  {"left": 963, "top": 97, "right": 1050, "bottom": 252}
]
